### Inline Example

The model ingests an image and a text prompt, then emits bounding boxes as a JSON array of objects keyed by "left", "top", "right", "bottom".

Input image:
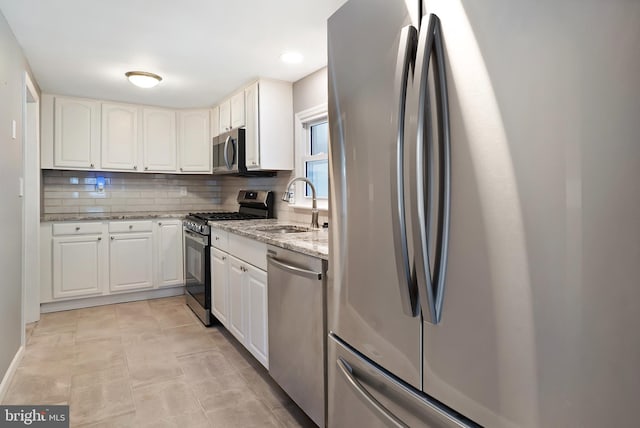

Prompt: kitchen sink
[{"left": 255, "top": 225, "right": 311, "bottom": 234}]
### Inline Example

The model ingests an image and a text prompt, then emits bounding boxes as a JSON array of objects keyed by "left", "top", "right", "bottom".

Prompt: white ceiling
[{"left": 0, "top": 0, "right": 347, "bottom": 108}]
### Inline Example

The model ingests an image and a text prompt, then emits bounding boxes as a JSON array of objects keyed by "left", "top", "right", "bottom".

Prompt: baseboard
[
  {"left": 0, "top": 346, "right": 25, "bottom": 404},
  {"left": 40, "top": 286, "right": 185, "bottom": 313}
]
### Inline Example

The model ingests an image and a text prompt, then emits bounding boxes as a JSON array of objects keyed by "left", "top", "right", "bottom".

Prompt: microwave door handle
[
  {"left": 432, "top": 14, "right": 451, "bottom": 321},
  {"left": 391, "top": 24, "right": 419, "bottom": 317},
  {"left": 223, "top": 135, "right": 232, "bottom": 169}
]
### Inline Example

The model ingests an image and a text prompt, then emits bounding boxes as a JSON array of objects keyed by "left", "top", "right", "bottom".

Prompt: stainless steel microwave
[{"left": 212, "top": 128, "right": 245, "bottom": 174}]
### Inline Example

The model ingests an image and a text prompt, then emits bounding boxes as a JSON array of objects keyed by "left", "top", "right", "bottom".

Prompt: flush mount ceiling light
[
  {"left": 280, "top": 51, "right": 304, "bottom": 64},
  {"left": 125, "top": 71, "right": 162, "bottom": 88}
]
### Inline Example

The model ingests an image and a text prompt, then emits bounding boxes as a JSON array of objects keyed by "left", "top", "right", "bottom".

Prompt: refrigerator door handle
[
  {"left": 391, "top": 24, "right": 420, "bottom": 317},
  {"left": 431, "top": 14, "right": 452, "bottom": 322},
  {"left": 413, "top": 13, "right": 450, "bottom": 325},
  {"left": 337, "top": 357, "right": 409, "bottom": 428},
  {"left": 412, "top": 13, "right": 438, "bottom": 324}
]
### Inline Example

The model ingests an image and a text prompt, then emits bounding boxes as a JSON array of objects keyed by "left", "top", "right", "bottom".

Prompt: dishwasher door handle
[{"left": 267, "top": 255, "right": 322, "bottom": 280}]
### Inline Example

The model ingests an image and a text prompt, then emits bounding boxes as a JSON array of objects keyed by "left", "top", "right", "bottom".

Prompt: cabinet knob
[
  {"left": 110, "top": 236, "right": 114, "bottom": 240},
  {"left": 133, "top": 165, "right": 138, "bottom": 170},
  {"left": 180, "top": 167, "right": 184, "bottom": 172},
  {"left": 75, "top": 226, "right": 80, "bottom": 231},
  {"left": 215, "top": 236, "right": 219, "bottom": 241},
  {"left": 97, "top": 237, "right": 102, "bottom": 241},
  {"left": 144, "top": 166, "right": 148, "bottom": 171},
  {"left": 222, "top": 256, "right": 226, "bottom": 261},
  {"left": 158, "top": 222, "right": 162, "bottom": 226},
  {"left": 129, "top": 225, "right": 133, "bottom": 229},
  {"left": 90, "top": 163, "right": 94, "bottom": 168}
]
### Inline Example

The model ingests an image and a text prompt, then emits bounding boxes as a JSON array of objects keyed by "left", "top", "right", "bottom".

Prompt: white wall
[{"left": 0, "top": 10, "right": 31, "bottom": 381}]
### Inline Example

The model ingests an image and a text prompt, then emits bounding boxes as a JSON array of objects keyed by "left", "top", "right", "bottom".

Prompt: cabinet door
[
  {"left": 178, "top": 110, "right": 211, "bottom": 172},
  {"left": 211, "top": 106, "right": 220, "bottom": 139},
  {"left": 211, "top": 248, "right": 229, "bottom": 327},
  {"left": 230, "top": 90, "right": 245, "bottom": 129},
  {"left": 101, "top": 103, "right": 139, "bottom": 170},
  {"left": 156, "top": 220, "right": 183, "bottom": 288},
  {"left": 54, "top": 97, "right": 100, "bottom": 169},
  {"left": 52, "top": 235, "right": 103, "bottom": 299},
  {"left": 109, "top": 232, "right": 153, "bottom": 292},
  {"left": 143, "top": 108, "right": 177, "bottom": 172},
  {"left": 218, "top": 99, "right": 231, "bottom": 134},
  {"left": 244, "top": 82, "right": 260, "bottom": 169},
  {"left": 228, "top": 255, "right": 246, "bottom": 343},
  {"left": 246, "top": 264, "right": 268, "bottom": 368}
]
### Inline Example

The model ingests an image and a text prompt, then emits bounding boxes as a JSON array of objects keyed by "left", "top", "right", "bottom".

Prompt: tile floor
[{"left": 3, "top": 296, "right": 316, "bottom": 428}]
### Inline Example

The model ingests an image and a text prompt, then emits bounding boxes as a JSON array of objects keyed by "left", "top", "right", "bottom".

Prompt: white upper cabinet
[
  {"left": 142, "top": 108, "right": 177, "bottom": 172},
  {"left": 211, "top": 106, "right": 220, "bottom": 139},
  {"left": 244, "top": 79, "right": 293, "bottom": 171},
  {"left": 51, "top": 96, "right": 101, "bottom": 169},
  {"left": 230, "top": 90, "right": 245, "bottom": 129},
  {"left": 218, "top": 99, "right": 231, "bottom": 134},
  {"left": 178, "top": 110, "right": 211, "bottom": 173},
  {"left": 101, "top": 102, "right": 139, "bottom": 170}
]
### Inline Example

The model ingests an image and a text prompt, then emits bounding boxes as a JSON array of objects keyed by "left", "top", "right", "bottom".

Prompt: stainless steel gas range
[{"left": 183, "top": 190, "right": 273, "bottom": 326}]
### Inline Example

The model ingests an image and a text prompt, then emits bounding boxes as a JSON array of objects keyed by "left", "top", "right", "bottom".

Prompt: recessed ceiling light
[
  {"left": 125, "top": 71, "right": 162, "bottom": 88},
  {"left": 280, "top": 51, "right": 304, "bottom": 64}
]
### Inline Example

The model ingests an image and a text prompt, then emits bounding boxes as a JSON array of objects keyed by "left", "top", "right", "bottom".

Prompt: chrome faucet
[{"left": 282, "top": 177, "right": 320, "bottom": 229}]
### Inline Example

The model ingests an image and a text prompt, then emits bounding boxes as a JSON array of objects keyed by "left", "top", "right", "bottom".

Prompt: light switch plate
[{"left": 12, "top": 120, "right": 16, "bottom": 139}]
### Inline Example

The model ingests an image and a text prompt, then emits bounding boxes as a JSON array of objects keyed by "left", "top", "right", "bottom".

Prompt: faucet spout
[{"left": 284, "top": 177, "right": 320, "bottom": 229}]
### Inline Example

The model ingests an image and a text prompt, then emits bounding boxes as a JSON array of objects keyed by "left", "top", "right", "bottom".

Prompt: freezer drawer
[{"left": 328, "top": 334, "right": 475, "bottom": 428}]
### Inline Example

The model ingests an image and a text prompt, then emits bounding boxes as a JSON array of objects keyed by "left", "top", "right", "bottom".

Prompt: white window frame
[{"left": 292, "top": 103, "right": 329, "bottom": 211}]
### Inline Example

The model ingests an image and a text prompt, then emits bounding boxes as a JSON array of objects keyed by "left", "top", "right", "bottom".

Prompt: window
[{"left": 294, "top": 104, "right": 329, "bottom": 210}]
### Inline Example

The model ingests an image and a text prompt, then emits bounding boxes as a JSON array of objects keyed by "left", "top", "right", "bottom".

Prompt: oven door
[
  {"left": 184, "top": 229, "right": 211, "bottom": 325},
  {"left": 213, "top": 131, "right": 239, "bottom": 174}
]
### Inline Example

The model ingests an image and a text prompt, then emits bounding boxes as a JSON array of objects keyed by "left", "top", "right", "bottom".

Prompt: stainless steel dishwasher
[{"left": 267, "top": 245, "right": 328, "bottom": 428}]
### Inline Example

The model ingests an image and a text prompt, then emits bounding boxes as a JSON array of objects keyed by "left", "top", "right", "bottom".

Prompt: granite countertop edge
[
  {"left": 41, "top": 214, "right": 329, "bottom": 260},
  {"left": 209, "top": 219, "right": 329, "bottom": 260}
]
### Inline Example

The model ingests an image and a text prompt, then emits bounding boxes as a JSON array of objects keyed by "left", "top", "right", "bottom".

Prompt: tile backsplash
[{"left": 42, "top": 170, "right": 329, "bottom": 225}]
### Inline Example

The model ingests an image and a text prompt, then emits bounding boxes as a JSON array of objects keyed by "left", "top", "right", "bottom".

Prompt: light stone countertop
[
  {"left": 41, "top": 211, "right": 198, "bottom": 222},
  {"left": 208, "top": 219, "right": 329, "bottom": 260},
  {"left": 42, "top": 213, "right": 329, "bottom": 260}
]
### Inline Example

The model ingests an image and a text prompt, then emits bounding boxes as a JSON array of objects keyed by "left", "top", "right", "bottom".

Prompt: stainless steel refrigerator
[{"left": 327, "top": 0, "right": 640, "bottom": 426}]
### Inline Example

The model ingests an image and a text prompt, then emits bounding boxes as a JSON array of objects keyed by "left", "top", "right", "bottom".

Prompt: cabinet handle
[
  {"left": 158, "top": 222, "right": 163, "bottom": 226},
  {"left": 110, "top": 236, "right": 114, "bottom": 240},
  {"left": 133, "top": 165, "right": 138, "bottom": 170},
  {"left": 75, "top": 226, "right": 80, "bottom": 231},
  {"left": 215, "top": 236, "right": 220, "bottom": 241}
]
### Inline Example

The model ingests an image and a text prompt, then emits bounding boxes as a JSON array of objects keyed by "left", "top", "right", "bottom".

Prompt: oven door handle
[{"left": 184, "top": 229, "right": 208, "bottom": 247}]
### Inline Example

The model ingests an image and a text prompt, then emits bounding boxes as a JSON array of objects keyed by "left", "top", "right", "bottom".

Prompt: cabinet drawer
[
  {"left": 211, "top": 227, "right": 228, "bottom": 251},
  {"left": 109, "top": 220, "right": 153, "bottom": 233},
  {"left": 53, "top": 222, "right": 103, "bottom": 236},
  {"left": 228, "top": 232, "right": 267, "bottom": 271}
]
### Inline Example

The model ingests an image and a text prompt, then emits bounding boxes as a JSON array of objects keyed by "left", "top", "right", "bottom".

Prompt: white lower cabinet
[
  {"left": 52, "top": 234, "right": 104, "bottom": 299},
  {"left": 245, "top": 264, "right": 268, "bottom": 367},
  {"left": 156, "top": 220, "right": 184, "bottom": 287},
  {"left": 211, "top": 232, "right": 268, "bottom": 368},
  {"left": 211, "top": 247, "right": 229, "bottom": 327},
  {"left": 228, "top": 255, "right": 246, "bottom": 343},
  {"left": 42, "top": 219, "right": 184, "bottom": 304},
  {"left": 108, "top": 232, "right": 154, "bottom": 292}
]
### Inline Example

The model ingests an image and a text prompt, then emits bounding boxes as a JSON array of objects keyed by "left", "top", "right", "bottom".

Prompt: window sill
[{"left": 287, "top": 203, "right": 329, "bottom": 214}]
